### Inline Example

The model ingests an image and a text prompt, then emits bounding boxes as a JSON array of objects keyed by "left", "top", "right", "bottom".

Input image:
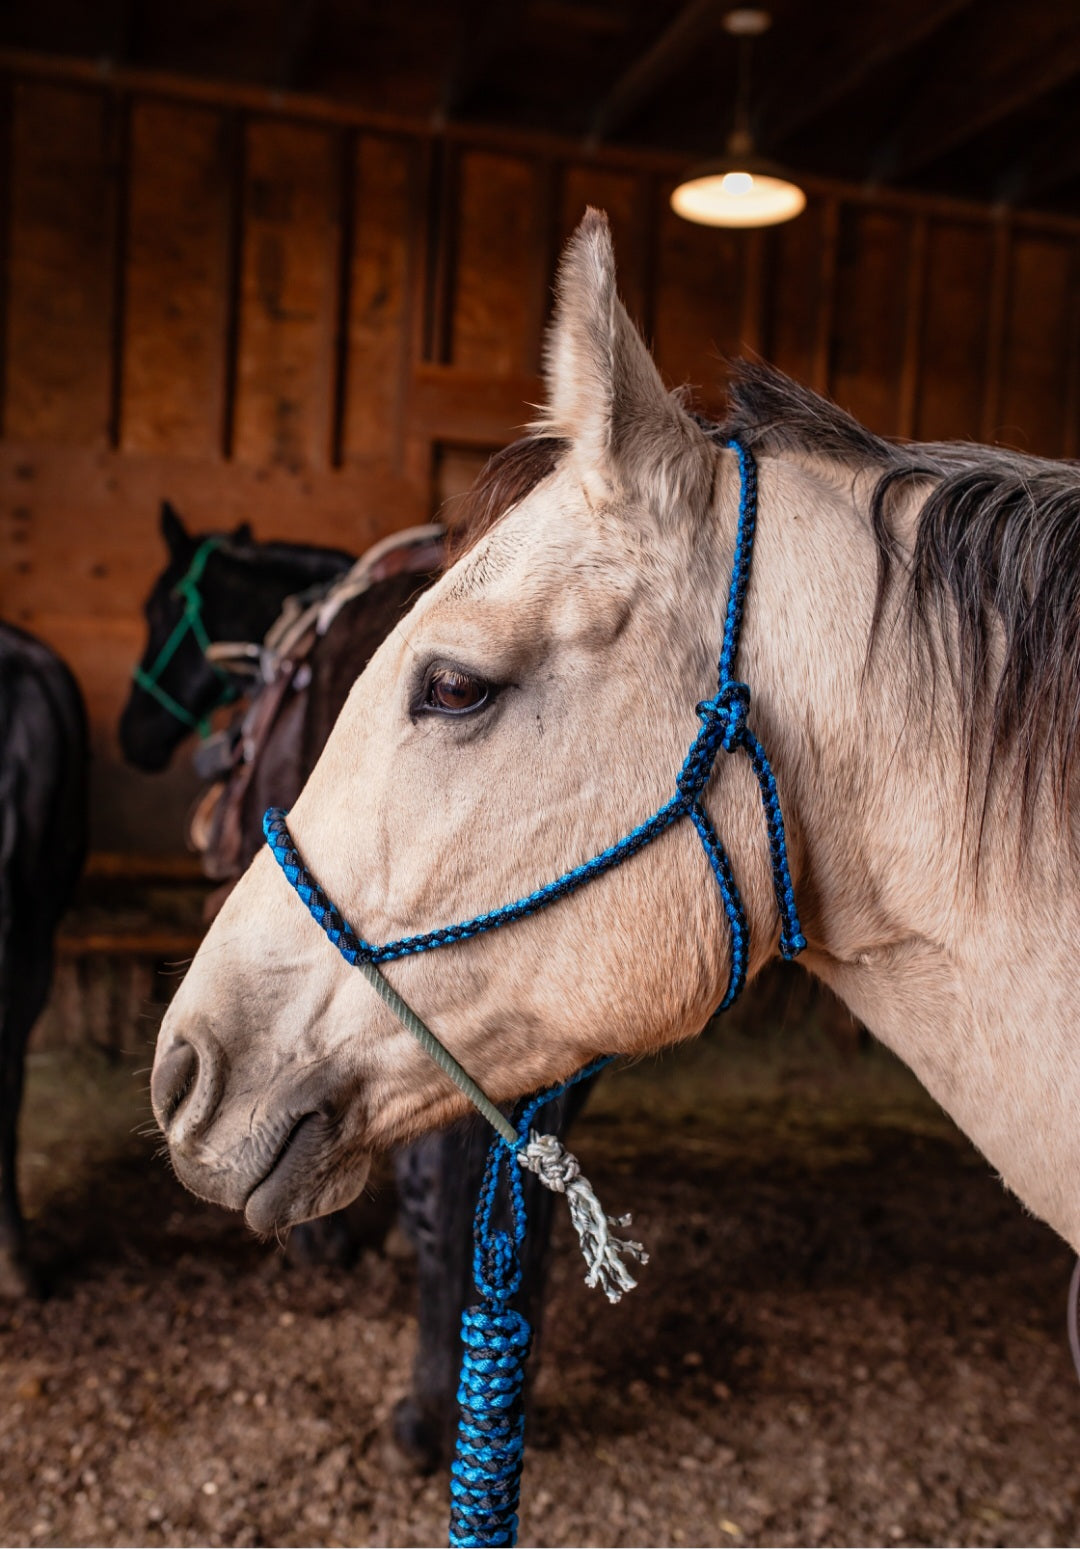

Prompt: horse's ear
[
  {"left": 160, "top": 500, "right": 192, "bottom": 557},
  {"left": 232, "top": 521, "right": 253, "bottom": 544},
  {"left": 541, "top": 208, "right": 711, "bottom": 519}
]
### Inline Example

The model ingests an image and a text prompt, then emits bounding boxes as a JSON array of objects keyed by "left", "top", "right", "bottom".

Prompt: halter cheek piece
[
  {"left": 132, "top": 536, "right": 238, "bottom": 736},
  {"left": 262, "top": 438, "right": 804, "bottom": 1547}
]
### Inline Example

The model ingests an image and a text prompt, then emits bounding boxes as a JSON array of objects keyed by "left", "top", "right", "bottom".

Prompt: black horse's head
[{"left": 119, "top": 501, "right": 353, "bottom": 772}]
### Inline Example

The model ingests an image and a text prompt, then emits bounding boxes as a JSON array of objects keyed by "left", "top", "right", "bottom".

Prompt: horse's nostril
[{"left": 152, "top": 1040, "right": 199, "bottom": 1130}]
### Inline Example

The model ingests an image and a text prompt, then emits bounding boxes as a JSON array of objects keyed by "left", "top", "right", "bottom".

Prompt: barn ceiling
[{"left": 2, "top": 0, "right": 1080, "bottom": 217}]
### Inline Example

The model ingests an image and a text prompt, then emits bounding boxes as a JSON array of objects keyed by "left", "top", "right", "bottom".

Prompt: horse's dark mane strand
[
  {"left": 723, "top": 359, "right": 1080, "bottom": 827},
  {"left": 442, "top": 437, "right": 567, "bottom": 565}
]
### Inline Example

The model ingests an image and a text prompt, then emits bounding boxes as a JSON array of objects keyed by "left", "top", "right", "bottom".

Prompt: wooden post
[
  {"left": 106, "top": 92, "right": 131, "bottom": 451},
  {"left": 897, "top": 214, "right": 928, "bottom": 439},
  {"left": 1062, "top": 237, "right": 1080, "bottom": 459},
  {"left": 811, "top": 196, "right": 840, "bottom": 396},
  {"left": 0, "top": 75, "right": 11, "bottom": 438},
  {"left": 220, "top": 110, "right": 246, "bottom": 461},
  {"left": 980, "top": 217, "right": 1011, "bottom": 444},
  {"left": 330, "top": 125, "right": 357, "bottom": 469},
  {"left": 738, "top": 227, "right": 765, "bottom": 360}
]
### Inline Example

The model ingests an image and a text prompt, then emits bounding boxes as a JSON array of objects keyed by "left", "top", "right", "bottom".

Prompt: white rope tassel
[{"left": 517, "top": 1132, "right": 649, "bottom": 1304}]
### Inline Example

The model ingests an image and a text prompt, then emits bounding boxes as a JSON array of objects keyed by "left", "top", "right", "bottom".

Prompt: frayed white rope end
[{"left": 517, "top": 1131, "right": 648, "bottom": 1304}]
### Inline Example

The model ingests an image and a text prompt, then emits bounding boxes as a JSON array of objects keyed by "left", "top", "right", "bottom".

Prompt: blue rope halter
[
  {"left": 262, "top": 436, "right": 804, "bottom": 1547},
  {"left": 132, "top": 536, "right": 238, "bottom": 737}
]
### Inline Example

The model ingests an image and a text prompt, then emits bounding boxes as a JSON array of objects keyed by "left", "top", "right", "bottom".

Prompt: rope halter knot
[{"left": 675, "top": 679, "right": 751, "bottom": 800}]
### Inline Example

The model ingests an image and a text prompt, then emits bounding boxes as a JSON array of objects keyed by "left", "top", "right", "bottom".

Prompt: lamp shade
[{"left": 671, "top": 155, "right": 806, "bottom": 229}]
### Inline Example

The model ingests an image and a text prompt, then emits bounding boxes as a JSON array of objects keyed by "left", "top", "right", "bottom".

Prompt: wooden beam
[
  {"left": 763, "top": 0, "right": 975, "bottom": 149},
  {"left": 999, "top": 103, "right": 1080, "bottom": 206},
  {"left": 408, "top": 363, "right": 542, "bottom": 445},
  {"left": 57, "top": 929, "right": 205, "bottom": 958},
  {"left": 881, "top": 0, "right": 1080, "bottom": 179},
  {"left": 435, "top": 0, "right": 523, "bottom": 122},
  {"left": 85, "top": 852, "right": 207, "bottom": 882},
  {"left": 4, "top": 47, "right": 1080, "bottom": 238},
  {"left": 588, "top": 0, "right": 725, "bottom": 145}
]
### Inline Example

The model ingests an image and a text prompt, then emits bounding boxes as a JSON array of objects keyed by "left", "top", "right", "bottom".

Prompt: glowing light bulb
[{"left": 720, "top": 171, "right": 754, "bottom": 197}]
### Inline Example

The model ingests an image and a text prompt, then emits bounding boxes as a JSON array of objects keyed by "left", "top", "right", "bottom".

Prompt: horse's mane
[{"left": 724, "top": 359, "right": 1080, "bottom": 826}]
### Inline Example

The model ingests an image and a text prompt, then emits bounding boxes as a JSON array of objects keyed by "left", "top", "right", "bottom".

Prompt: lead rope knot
[{"left": 516, "top": 1131, "right": 648, "bottom": 1304}]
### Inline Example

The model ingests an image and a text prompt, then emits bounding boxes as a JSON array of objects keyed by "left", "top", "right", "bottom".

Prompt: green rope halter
[{"left": 131, "top": 536, "right": 238, "bottom": 737}]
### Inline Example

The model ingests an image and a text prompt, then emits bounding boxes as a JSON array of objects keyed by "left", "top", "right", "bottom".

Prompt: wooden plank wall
[{"left": 2, "top": 63, "right": 1080, "bottom": 858}]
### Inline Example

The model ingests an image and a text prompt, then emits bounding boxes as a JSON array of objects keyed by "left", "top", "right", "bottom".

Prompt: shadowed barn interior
[{"left": 1, "top": 3, "right": 1080, "bottom": 1545}]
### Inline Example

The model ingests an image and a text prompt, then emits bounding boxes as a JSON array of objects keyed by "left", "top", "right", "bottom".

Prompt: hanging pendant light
[{"left": 671, "top": 9, "right": 806, "bottom": 229}]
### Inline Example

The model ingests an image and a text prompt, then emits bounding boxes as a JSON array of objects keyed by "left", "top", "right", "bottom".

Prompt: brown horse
[{"left": 152, "top": 208, "right": 1080, "bottom": 1369}]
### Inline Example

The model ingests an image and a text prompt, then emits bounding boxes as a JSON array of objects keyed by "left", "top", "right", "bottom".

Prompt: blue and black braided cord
[
  {"left": 448, "top": 1060, "right": 611, "bottom": 1548},
  {"left": 449, "top": 1304, "right": 531, "bottom": 1547}
]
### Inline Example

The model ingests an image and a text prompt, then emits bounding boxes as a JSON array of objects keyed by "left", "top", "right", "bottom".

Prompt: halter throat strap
[
  {"left": 263, "top": 436, "right": 804, "bottom": 1138},
  {"left": 132, "top": 536, "right": 238, "bottom": 735}
]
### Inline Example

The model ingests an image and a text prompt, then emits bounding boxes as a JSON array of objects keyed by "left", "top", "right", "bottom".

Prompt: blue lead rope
[
  {"left": 262, "top": 436, "right": 804, "bottom": 1548},
  {"left": 450, "top": 1059, "right": 613, "bottom": 1547}
]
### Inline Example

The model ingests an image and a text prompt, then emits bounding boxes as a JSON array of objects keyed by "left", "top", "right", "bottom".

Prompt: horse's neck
[{"left": 739, "top": 452, "right": 1080, "bottom": 1253}]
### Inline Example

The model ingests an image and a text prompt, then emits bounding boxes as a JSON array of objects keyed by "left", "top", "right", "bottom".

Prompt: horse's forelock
[{"left": 442, "top": 436, "right": 567, "bottom": 567}]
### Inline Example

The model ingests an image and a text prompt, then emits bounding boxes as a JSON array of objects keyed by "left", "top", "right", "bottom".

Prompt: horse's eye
[{"left": 425, "top": 667, "right": 489, "bottom": 715}]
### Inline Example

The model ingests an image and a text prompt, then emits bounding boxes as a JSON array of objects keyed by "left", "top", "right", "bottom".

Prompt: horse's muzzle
[{"left": 151, "top": 1026, "right": 371, "bottom": 1230}]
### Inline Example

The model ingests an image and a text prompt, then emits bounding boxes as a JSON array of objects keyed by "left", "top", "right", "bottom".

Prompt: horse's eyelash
[{"left": 411, "top": 661, "right": 502, "bottom": 718}]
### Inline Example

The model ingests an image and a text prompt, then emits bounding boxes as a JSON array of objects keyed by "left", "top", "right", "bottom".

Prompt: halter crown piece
[{"left": 263, "top": 436, "right": 804, "bottom": 1547}]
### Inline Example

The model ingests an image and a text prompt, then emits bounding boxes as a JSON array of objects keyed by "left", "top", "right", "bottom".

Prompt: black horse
[
  {"left": 119, "top": 501, "right": 354, "bottom": 773},
  {"left": 0, "top": 622, "right": 88, "bottom": 1297},
  {"left": 121, "top": 500, "right": 590, "bottom": 1469}
]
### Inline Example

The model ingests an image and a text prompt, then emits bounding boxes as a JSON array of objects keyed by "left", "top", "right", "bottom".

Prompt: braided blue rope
[
  {"left": 449, "top": 1059, "right": 611, "bottom": 1548},
  {"left": 261, "top": 435, "right": 805, "bottom": 1549}
]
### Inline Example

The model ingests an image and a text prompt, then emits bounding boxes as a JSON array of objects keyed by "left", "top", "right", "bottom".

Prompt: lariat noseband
[
  {"left": 263, "top": 436, "right": 804, "bottom": 1547},
  {"left": 132, "top": 536, "right": 238, "bottom": 736}
]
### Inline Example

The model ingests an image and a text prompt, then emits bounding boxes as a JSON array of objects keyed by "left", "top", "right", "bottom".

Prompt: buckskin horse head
[{"left": 151, "top": 210, "right": 1080, "bottom": 1263}]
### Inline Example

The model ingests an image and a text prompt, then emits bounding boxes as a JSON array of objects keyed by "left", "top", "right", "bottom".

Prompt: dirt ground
[{"left": 2, "top": 969, "right": 1079, "bottom": 1549}]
